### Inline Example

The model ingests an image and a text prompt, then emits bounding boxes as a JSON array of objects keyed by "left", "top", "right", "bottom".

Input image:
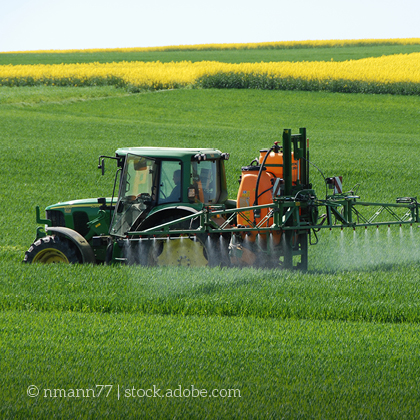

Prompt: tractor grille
[
  {"left": 46, "top": 210, "right": 66, "bottom": 227},
  {"left": 73, "top": 211, "right": 90, "bottom": 237}
]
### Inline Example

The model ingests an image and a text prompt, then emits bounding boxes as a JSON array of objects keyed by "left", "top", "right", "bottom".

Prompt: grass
[
  {"left": 2, "top": 259, "right": 420, "bottom": 322},
  {"left": 2, "top": 312, "right": 420, "bottom": 419},
  {"left": 1, "top": 88, "right": 418, "bottom": 240},
  {"left": 0, "top": 85, "right": 129, "bottom": 105},
  {"left": 1, "top": 44, "right": 419, "bottom": 65},
  {"left": 1, "top": 43, "right": 420, "bottom": 418}
]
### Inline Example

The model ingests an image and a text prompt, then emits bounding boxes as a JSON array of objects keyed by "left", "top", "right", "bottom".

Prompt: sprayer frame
[
  {"left": 29, "top": 127, "right": 420, "bottom": 270},
  {"left": 122, "top": 128, "right": 420, "bottom": 269}
]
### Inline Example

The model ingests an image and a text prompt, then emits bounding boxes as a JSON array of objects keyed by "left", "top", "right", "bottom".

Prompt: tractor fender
[
  {"left": 149, "top": 205, "right": 199, "bottom": 218},
  {"left": 46, "top": 226, "right": 96, "bottom": 264},
  {"left": 139, "top": 206, "right": 200, "bottom": 231}
]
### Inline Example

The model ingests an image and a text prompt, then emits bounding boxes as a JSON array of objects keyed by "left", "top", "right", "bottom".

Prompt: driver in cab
[{"left": 161, "top": 169, "right": 181, "bottom": 203}]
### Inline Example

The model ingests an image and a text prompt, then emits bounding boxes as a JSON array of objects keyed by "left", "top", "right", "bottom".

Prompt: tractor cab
[{"left": 109, "top": 147, "right": 230, "bottom": 238}]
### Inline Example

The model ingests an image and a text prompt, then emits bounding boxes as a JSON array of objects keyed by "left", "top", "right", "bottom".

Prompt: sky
[{"left": 1, "top": 0, "right": 419, "bottom": 52}]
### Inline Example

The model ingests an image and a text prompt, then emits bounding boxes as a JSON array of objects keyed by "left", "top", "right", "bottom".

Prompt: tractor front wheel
[{"left": 23, "top": 235, "right": 81, "bottom": 264}]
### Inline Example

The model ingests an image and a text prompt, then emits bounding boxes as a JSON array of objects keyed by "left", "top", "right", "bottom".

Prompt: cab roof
[{"left": 115, "top": 146, "right": 223, "bottom": 159}]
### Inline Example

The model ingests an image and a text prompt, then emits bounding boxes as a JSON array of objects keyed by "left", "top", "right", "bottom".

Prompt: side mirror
[
  {"left": 97, "top": 197, "right": 106, "bottom": 209},
  {"left": 98, "top": 158, "right": 105, "bottom": 175}
]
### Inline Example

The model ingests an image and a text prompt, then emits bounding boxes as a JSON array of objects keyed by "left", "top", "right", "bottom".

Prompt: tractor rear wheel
[
  {"left": 146, "top": 235, "right": 209, "bottom": 267},
  {"left": 23, "top": 235, "right": 81, "bottom": 264},
  {"left": 144, "top": 234, "right": 230, "bottom": 267},
  {"left": 132, "top": 208, "right": 230, "bottom": 268}
]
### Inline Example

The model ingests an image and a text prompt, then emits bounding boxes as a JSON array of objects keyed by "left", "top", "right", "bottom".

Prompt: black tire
[
  {"left": 297, "top": 232, "right": 308, "bottom": 271},
  {"left": 105, "top": 240, "right": 115, "bottom": 265},
  {"left": 129, "top": 233, "right": 230, "bottom": 268},
  {"left": 131, "top": 209, "right": 201, "bottom": 267},
  {"left": 278, "top": 230, "right": 308, "bottom": 271},
  {"left": 282, "top": 230, "right": 294, "bottom": 270},
  {"left": 127, "top": 209, "right": 231, "bottom": 267},
  {"left": 23, "top": 235, "right": 81, "bottom": 264}
]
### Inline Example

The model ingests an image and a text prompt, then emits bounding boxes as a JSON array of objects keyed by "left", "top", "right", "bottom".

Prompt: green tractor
[{"left": 24, "top": 146, "right": 235, "bottom": 267}]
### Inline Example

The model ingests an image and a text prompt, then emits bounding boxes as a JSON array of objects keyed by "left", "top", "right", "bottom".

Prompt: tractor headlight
[{"left": 193, "top": 153, "right": 207, "bottom": 161}]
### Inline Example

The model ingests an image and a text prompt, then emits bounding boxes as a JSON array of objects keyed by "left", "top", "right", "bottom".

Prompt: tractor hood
[
  {"left": 45, "top": 197, "right": 114, "bottom": 211},
  {"left": 42, "top": 197, "right": 115, "bottom": 238}
]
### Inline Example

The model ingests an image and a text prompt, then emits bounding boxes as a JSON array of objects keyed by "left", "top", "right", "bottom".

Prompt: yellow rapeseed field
[
  {"left": 0, "top": 53, "right": 419, "bottom": 94},
  {"left": 2, "top": 38, "right": 420, "bottom": 54}
]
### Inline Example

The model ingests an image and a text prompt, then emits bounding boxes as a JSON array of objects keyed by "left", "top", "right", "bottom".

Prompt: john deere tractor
[{"left": 24, "top": 146, "right": 234, "bottom": 267}]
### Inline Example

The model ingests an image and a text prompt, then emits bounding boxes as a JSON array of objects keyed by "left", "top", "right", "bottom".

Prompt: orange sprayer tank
[
  {"left": 258, "top": 149, "right": 300, "bottom": 184},
  {"left": 237, "top": 166, "right": 276, "bottom": 242},
  {"left": 237, "top": 147, "right": 301, "bottom": 244}
]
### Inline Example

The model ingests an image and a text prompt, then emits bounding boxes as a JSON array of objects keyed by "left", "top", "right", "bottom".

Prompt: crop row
[
  {"left": 3, "top": 37, "right": 419, "bottom": 54},
  {"left": 3, "top": 254, "right": 420, "bottom": 323},
  {"left": 0, "top": 54, "right": 419, "bottom": 94},
  {"left": 4, "top": 311, "right": 420, "bottom": 419}
]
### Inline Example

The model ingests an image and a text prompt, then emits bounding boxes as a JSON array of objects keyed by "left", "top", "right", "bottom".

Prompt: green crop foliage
[
  {"left": 1, "top": 44, "right": 419, "bottom": 95},
  {"left": 2, "top": 312, "right": 420, "bottom": 419},
  {"left": 2, "top": 260, "right": 420, "bottom": 322},
  {"left": 1, "top": 44, "right": 420, "bottom": 418},
  {"left": 1, "top": 43, "right": 419, "bottom": 65}
]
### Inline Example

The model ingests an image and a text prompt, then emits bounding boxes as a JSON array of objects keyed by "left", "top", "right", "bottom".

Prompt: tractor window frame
[{"left": 110, "top": 154, "right": 158, "bottom": 237}]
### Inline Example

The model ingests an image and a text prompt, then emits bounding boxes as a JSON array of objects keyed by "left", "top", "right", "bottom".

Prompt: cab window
[
  {"left": 191, "top": 160, "right": 220, "bottom": 204},
  {"left": 158, "top": 160, "right": 182, "bottom": 204},
  {"left": 123, "top": 156, "right": 157, "bottom": 200}
]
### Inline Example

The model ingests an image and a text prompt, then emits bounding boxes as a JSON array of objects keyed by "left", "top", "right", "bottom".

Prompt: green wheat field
[{"left": 1, "top": 42, "right": 420, "bottom": 419}]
